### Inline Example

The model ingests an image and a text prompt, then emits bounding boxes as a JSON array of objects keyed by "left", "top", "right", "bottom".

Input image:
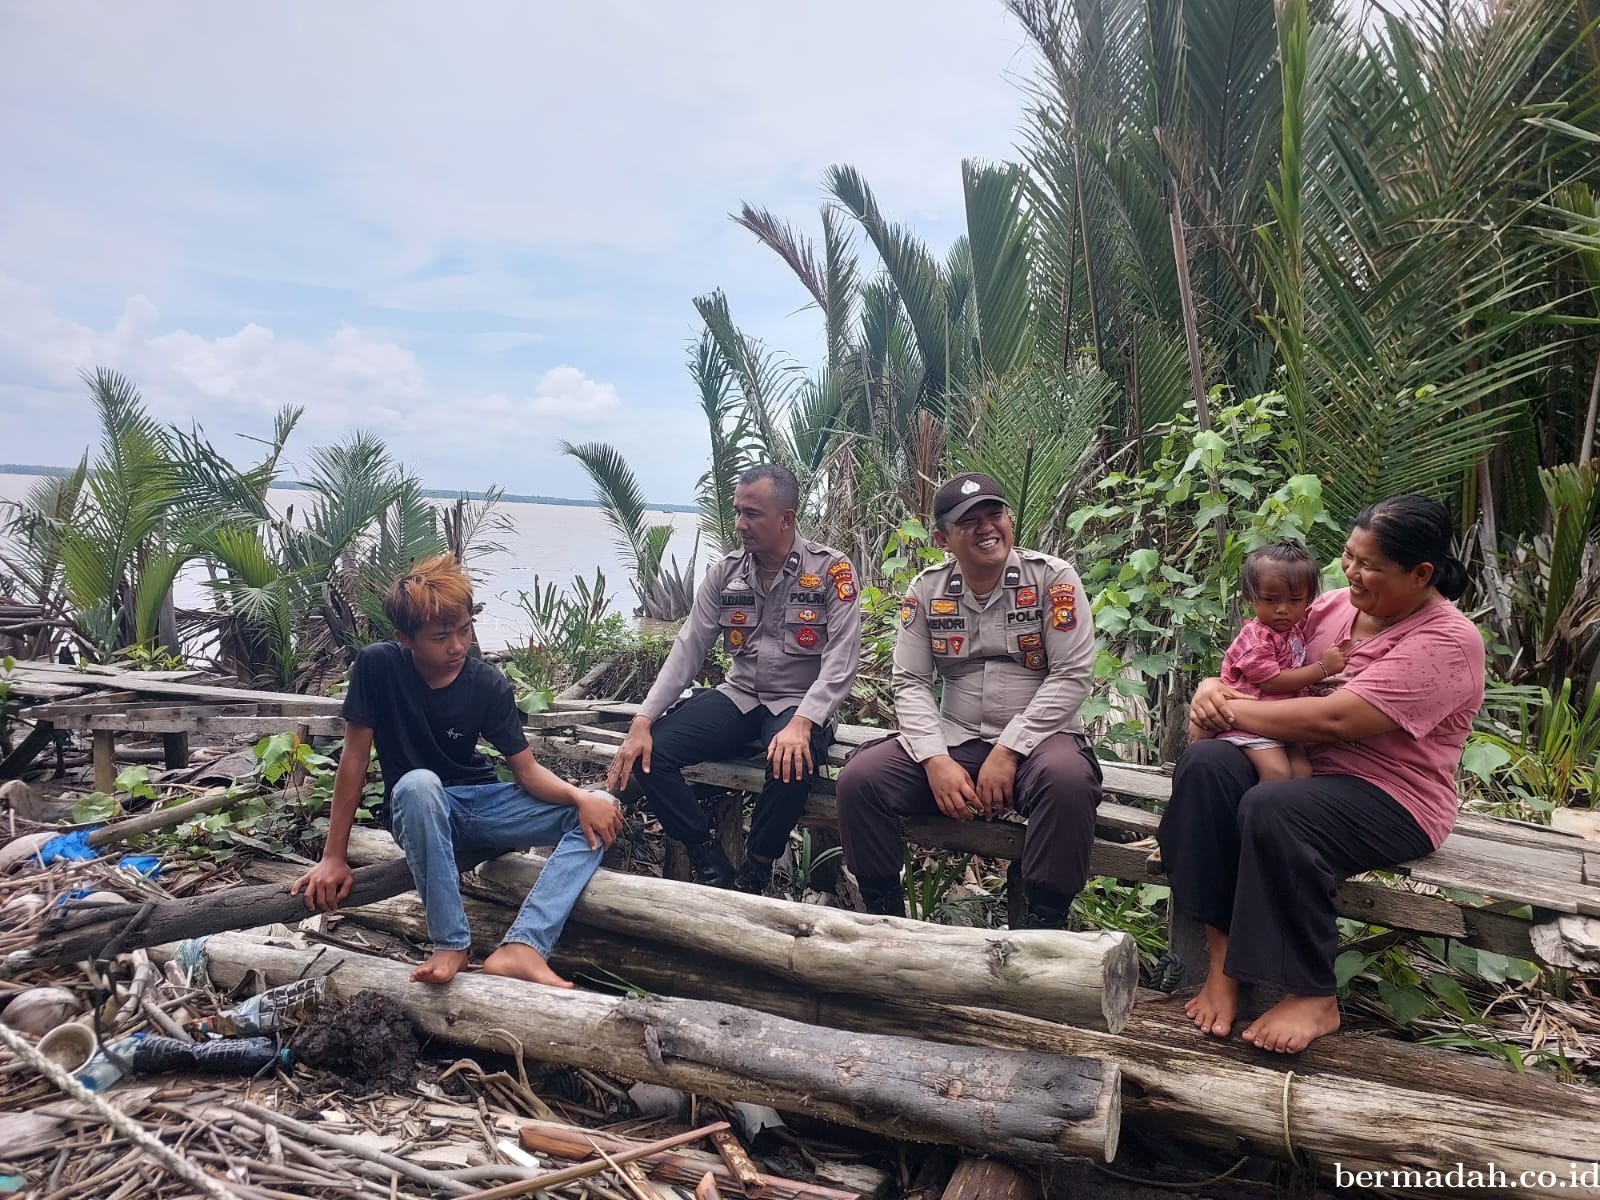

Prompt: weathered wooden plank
[
  {"left": 19, "top": 691, "right": 143, "bottom": 718},
  {"left": 528, "top": 733, "right": 1541, "bottom": 960},
  {"left": 77, "top": 715, "right": 346, "bottom": 737},
  {"left": 7, "top": 666, "right": 340, "bottom": 713},
  {"left": 0, "top": 720, "right": 56, "bottom": 780}
]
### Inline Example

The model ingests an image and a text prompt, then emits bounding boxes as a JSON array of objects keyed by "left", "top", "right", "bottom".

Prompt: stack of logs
[{"left": 14, "top": 827, "right": 1600, "bottom": 1198}]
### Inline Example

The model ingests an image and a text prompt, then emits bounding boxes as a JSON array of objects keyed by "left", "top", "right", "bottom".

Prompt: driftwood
[
  {"left": 342, "top": 828, "right": 1137, "bottom": 1033},
  {"left": 516, "top": 1121, "right": 866, "bottom": 1200},
  {"left": 337, "top": 886, "right": 1600, "bottom": 1200},
  {"left": 1, "top": 859, "right": 415, "bottom": 976},
  {"left": 153, "top": 933, "right": 1122, "bottom": 1164}
]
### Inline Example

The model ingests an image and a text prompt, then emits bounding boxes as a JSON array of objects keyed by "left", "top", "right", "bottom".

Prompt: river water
[{"left": 0, "top": 473, "right": 702, "bottom": 651}]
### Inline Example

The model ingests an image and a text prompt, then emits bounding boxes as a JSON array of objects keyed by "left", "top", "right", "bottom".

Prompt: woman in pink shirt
[{"left": 1156, "top": 495, "right": 1485, "bottom": 1054}]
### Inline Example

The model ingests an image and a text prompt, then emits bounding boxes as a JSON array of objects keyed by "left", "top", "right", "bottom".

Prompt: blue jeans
[{"left": 388, "top": 770, "right": 607, "bottom": 958}]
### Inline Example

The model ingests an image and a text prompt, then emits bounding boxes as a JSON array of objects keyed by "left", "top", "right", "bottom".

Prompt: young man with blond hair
[{"left": 293, "top": 554, "right": 622, "bottom": 987}]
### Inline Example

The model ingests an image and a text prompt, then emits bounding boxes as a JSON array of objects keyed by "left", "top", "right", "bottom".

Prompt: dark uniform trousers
[
  {"left": 634, "top": 689, "right": 834, "bottom": 861},
  {"left": 837, "top": 732, "right": 1102, "bottom": 897},
  {"left": 1156, "top": 739, "right": 1434, "bottom": 995}
]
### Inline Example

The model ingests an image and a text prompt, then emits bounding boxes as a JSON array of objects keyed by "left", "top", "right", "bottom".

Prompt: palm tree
[{"left": 561, "top": 441, "right": 698, "bottom": 622}]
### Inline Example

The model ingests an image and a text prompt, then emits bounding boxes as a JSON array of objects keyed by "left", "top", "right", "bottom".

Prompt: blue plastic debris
[
  {"left": 38, "top": 829, "right": 101, "bottom": 864},
  {"left": 117, "top": 855, "right": 161, "bottom": 878}
]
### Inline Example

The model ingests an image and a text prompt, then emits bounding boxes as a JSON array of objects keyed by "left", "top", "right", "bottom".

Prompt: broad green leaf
[
  {"left": 1378, "top": 979, "right": 1432, "bottom": 1024},
  {"left": 71, "top": 791, "right": 122, "bottom": 823}
]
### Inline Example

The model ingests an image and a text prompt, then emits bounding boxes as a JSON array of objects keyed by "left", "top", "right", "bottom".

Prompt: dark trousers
[
  {"left": 633, "top": 688, "right": 832, "bottom": 860},
  {"left": 1157, "top": 739, "right": 1434, "bottom": 995},
  {"left": 837, "top": 733, "right": 1103, "bottom": 896}
]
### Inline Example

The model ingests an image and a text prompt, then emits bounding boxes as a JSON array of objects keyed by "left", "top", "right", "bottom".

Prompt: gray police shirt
[
  {"left": 640, "top": 535, "right": 863, "bottom": 729},
  {"left": 892, "top": 547, "right": 1095, "bottom": 762}
]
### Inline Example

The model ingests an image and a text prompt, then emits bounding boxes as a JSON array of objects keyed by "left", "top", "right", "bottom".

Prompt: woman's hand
[{"left": 1189, "top": 677, "right": 1248, "bottom": 734}]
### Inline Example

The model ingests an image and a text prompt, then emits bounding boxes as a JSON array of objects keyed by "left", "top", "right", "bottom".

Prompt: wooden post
[
  {"left": 161, "top": 732, "right": 190, "bottom": 770},
  {"left": 941, "top": 1159, "right": 1040, "bottom": 1200},
  {"left": 715, "top": 791, "right": 747, "bottom": 869},
  {"left": 93, "top": 730, "right": 116, "bottom": 792},
  {"left": 664, "top": 839, "right": 692, "bottom": 883},
  {"left": 1007, "top": 860, "right": 1026, "bottom": 929}
]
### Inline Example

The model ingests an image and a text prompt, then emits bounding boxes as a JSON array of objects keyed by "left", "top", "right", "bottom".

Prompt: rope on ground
[
  {"left": 1282, "top": 1068, "right": 1304, "bottom": 1167},
  {"left": 0, "top": 1017, "right": 242, "bottom": 1200}
]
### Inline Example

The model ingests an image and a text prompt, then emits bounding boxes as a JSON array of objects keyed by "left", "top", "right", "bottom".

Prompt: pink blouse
[{"left": 1298, "top": 588, "right": 1485, "bottom": 848}]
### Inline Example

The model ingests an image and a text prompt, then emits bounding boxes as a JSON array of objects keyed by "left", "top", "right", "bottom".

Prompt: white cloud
[{"left": 529, "top": 366, "right": 621, "bottom": 423}]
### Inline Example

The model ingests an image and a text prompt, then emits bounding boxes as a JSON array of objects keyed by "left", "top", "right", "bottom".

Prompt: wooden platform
[
  {"left": 7, "top": 662, "right": 1597, "bottom": 968},
  {"left": 529, "top": 698, "right": 1600, "bottom": 968}
]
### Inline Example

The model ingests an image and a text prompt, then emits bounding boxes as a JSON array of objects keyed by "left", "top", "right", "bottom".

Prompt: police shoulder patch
[{"left": 899, "top": 597, "right": 919, "bottom": 627}]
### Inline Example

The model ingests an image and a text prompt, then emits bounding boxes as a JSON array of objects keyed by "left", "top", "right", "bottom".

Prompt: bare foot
[
  {"left": 482, "top": 942, "right": 575, "bottom": 989},
  {"left": 410, "top": 948, "right": 470, "bottom": 984},
  {"left": 1184, "top": 922, "right": 1238, "bottom": 1037},
  {"left": 1185, "top": 972, "right": 1240, "bottom": 1037},
  {"left": 1241, "top": 994, "right": 1340, "bottom": 1054}
]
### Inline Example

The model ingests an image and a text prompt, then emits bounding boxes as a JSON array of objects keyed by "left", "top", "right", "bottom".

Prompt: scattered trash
[
  {"left": 74, "top": 1035, "right": 143, "bottom": 1092},
  {"left": 35, "top": 1022, "right": 95, "bottom": 1072},
  {"left": 131, "top": 1035, "right": 289, "bottom": 1076},
  {"left": 37, "top": 829, "right": 101, "bottom": 864},
  {"left": 189, "top": 974, "right": 326, "bottom": 1036}
]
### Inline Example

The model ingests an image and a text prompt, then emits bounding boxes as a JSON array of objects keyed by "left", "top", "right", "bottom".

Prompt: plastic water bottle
[
  {"left": 130, "top": 1036, "right": 288, "bottom": 1075},
  {"left": 74, "top": 1035, "right": 143, "bottom": 1093},
  {"left": 188, "top": 976, "right": 326, "bottom": 1036}
]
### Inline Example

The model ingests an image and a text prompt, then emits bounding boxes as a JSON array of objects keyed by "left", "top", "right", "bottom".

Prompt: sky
[{"left": 0, "top": 2, "right": 1036, "bottom": 505}]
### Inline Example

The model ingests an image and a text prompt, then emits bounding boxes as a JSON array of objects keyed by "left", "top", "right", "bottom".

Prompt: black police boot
[
  {"left": 1021, "top": 882, "right": 1075, "bottom": 930},
  {"left": 685, "top": 840, "right": 737, "bottom": 889},
  {"left": 856, "top": 874, "right": 906, "bottom": 918},
  {"left": 733, "top": 856, "right": 773, "bottom": 895}
]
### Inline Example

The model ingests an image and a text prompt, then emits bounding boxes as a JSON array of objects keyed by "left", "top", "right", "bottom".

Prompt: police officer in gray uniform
[
  {"left": 607, "top": 464, "right": 862, "bottom": 892},
  {"left": 836, "top": 472, "right": 1102, "bottom": 927}
]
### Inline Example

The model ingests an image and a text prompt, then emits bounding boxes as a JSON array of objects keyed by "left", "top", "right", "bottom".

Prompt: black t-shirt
[{"left": 342, "top": 641, "right": 529, "bottom": 801}]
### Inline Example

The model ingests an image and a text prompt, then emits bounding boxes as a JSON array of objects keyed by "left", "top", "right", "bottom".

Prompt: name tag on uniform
[
  {"left": 928, "top": 617, "right": 966, "bottom": 632},
  {"left": 721, "top": 594, "right": 756, "bottom": 607}
]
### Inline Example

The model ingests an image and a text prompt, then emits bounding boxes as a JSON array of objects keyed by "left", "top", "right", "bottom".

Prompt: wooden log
[
  {"left": 0, "top": 859, "right": 414, "bottom": 976},
  {"left": 515, "top": 1121, "right": 868, "bottom": 1200},
  {"left": 333, "top": 889, "right": 1600, "bottom": 1200},
  {"left": 940, "top": 1159, "right": 1039, "bottom": 1200},
  {"left": 85, "top": 788, "right": 289, "bottom": 848},
  {"left": 345, "top": 827, "right": 1138, "bottom": 1033},
  {"left": 156, "top": 934, "right": 1122, "bottom": 1164}
]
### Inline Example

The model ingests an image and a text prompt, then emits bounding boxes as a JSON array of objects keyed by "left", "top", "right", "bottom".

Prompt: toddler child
[{"left": 1190, "top": 539, "right": 1346, "bottom": 782}]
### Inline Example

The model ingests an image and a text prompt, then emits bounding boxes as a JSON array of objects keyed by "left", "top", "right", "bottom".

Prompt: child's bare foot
[
  {"left": 1185, "top": 972, "right": 1240, "bottom": 1037},
  {"left": 482, "top": 942, "right": 574, "bottom": 989},
  {"left": 411, "top": 948, "right": 470, "bottom": 983},
  {"left": 1241, "top": 994, "right": 1340, "bottom": 1053}
]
